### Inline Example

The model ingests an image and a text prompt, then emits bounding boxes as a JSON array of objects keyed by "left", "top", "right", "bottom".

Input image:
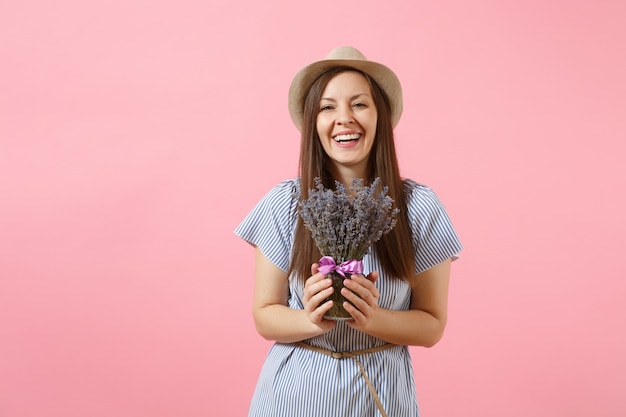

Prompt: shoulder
[
  {"left": 253, "top": 178, "right": 302, "bottom": 226},
  {"left": 401, "top": 178, "right": 453, "bottom": 224},
  {"left": 402, "top": 178, "right": 440, "bottom": 207},
  {"left": 261, "top": 178, "right": 301, "bottom": 204},
  {"left": 402, "top": 178, "right": 463, "bottom": 269},
  {"left": 235, "top": 178, "right": 301, "bottom": 271},
  {"left": 279, "top": 177, "right": 301, "bottom": 194}
]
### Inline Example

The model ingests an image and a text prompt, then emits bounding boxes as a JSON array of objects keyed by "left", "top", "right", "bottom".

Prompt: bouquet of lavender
[{"left": 298, "top": 177, "right": 399, "bottom": 319}]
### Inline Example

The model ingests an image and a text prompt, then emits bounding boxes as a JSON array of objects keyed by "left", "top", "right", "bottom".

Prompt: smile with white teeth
[{"left": 333, "top": 133, "right": 361, "bottom": 142}]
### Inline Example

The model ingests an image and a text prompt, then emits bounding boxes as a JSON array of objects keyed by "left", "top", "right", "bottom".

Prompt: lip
[{"left": 331, "top": 131, "right": 362, "bottom": 148}]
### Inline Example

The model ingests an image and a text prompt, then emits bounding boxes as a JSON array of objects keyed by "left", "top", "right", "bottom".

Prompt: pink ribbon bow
[{"left": 317, "top": 256, "right": 364, "bottom": 278}]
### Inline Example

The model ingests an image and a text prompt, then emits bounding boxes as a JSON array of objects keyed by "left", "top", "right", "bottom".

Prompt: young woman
[{"left": 235, "top": 46, "right": 462, "bottom": 417}]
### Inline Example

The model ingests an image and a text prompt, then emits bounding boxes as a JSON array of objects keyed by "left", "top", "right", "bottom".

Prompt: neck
[{"left": 328, "top": 163, "right": 369, "bottom": 189}]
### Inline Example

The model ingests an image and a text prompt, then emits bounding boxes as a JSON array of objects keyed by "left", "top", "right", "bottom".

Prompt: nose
[{"left": 336, "top": 104, "right": 354, "bottom": 125}]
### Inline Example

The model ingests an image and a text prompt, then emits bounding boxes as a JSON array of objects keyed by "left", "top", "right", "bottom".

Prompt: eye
[
  {"left": 353, "top": 102, "right": 367, "bottom": 108},
  {"left": 320, "top": 105, "right": 334, "bottom": 111}
]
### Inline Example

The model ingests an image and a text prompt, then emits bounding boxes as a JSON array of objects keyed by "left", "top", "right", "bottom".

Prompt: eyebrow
[{"left": 320, "top": 93, "right": 370, "bottom": 102}]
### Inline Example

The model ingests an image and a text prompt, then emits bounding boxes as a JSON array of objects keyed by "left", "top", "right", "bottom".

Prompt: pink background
[{"left": 1, "top": 1, "right": 625, "bottom": 416}]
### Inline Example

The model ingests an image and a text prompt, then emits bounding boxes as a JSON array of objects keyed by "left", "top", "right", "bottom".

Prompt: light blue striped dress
[{"left": 235, "top": 178, "right": 462, "bottom": 417}]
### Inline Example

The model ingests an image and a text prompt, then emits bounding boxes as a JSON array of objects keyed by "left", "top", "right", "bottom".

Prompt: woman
[{"left": 235, "top": 46, "right": 462, "bottom": 417}]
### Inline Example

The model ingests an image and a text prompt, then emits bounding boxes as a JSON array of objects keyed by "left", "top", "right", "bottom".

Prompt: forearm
[
  {"left": 253, "top": 304, "right": 329, "bottom": 343},
  {"left": 356, "top": 307, "right": 446, "bottom": 347}
]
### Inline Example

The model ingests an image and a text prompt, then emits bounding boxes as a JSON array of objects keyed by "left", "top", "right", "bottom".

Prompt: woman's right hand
[
  {"left": 253, "top": 248, "right": 334, "bottom": 342},
  {"left": 302, "top": 263, "right": 336, "bottom": 331}
]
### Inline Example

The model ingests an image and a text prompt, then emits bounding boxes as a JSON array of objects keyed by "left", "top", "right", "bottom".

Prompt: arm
[
  {"left": 252, "top": 247, "right": 336, "bottom": 343},
  {"left": 343, "top": 258, "right": 451, "bottom": 347}
]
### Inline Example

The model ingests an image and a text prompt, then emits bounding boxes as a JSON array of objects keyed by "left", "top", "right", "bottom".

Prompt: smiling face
[{"left": 316, "top": 71, "right": 378, "bottom": 182}]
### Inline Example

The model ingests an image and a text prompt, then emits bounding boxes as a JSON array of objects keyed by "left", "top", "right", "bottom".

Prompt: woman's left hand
[{"left": 341, "top": 271, "right": 380, "bottom": 328}]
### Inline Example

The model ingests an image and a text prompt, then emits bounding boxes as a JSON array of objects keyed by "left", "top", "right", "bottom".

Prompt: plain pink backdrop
[{"left": 1, "top": 1, "right": 625, "bottom": 416}]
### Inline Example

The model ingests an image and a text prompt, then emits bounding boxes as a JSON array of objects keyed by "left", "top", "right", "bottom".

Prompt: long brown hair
[{"left": 289, "top": 67, "right": 416, "bottom": 281}]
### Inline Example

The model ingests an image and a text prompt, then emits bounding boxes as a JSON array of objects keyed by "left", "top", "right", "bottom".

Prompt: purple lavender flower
[{"left": 298, "top": 177, "right": 399, "bottom": 262}]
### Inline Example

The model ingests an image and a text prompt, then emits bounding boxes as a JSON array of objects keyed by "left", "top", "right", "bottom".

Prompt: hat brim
[{"left": 288, "top": 58, "right": 403, "bottom": 132}]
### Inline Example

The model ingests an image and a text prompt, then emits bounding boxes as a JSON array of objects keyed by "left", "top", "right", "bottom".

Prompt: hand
[
  {"left": 342, "top": 271, "right": 380, "bottom": 328},
  {"left": 302, "top": 263, "right": 336, "bottom": 332}
]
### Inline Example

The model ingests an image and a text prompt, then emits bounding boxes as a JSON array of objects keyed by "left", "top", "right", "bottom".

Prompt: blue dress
[{"left": 235, "top": 178, "right": 462, "bottom": 417}]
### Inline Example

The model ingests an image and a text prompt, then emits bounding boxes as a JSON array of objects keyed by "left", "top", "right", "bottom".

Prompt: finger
[
  {"left": 303, "top": 278, "right": 332, "bottom": 303},
  {"left": 341, "top": 286, "right": 371, "bottom": 311},
  {"left": 342, "top": 300, "right": 366, "bottom": 323},
  {"left": 303, "top": 277, "right": 334, "bottom": 310},
  {"left": 307, "top": 296, "right": 335, "bottom": 324},
  {"left": 307, "top": 284, "right": 334, "bottom": 307},
  {"left": 344, "top": 276, "right": 379, "bottom": 300},
  {"left": 366, "top": 270, "right": 379, "bottom": 283},
  {"left": 315, "top": 299, "right": 334, "bottom": 317},
  {"left": 352, "top": 274, "right": 378, "bottom": 293},
  {"left": 312, "top": 308, "right": 338, "bottom": 331},
  {"left": 304, "top": 268, "right": 327, "bottom": 292},
  {"left": 305, "top": 274, "right": 332, "bottom": 291}
]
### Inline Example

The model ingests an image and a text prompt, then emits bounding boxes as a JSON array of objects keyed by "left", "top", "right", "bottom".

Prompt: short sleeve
[
  {"left": 404, "top": 179, "right": 463, "bottom": 274},
  {"left": 234, "top": 179, "right": 300, "bottom": 272}
]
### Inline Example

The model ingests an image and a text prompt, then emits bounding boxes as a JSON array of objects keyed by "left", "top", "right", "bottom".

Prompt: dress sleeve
[
  {"left": 234, "top": 180, "right": 300, "bottom": 272},
  {"left": 404, "top": 179, "right": 463, "bottom": 274}
]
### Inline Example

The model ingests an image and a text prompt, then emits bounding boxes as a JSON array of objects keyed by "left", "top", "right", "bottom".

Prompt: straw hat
[{"left": 288, "top": 46, "right": 403, "bottom": 132}]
